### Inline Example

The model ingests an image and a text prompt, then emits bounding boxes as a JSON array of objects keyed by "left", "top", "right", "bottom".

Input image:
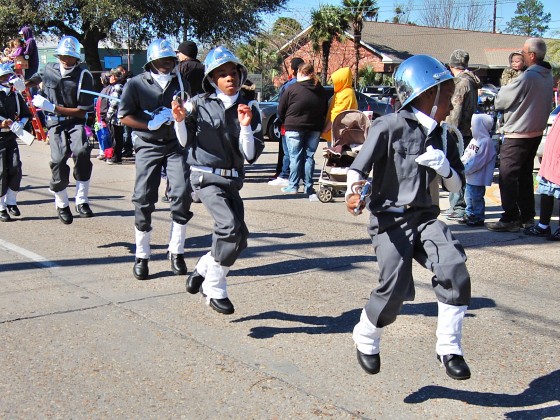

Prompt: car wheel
[{"left": 268, "top": 118, "right": 281, "bottom": 142}]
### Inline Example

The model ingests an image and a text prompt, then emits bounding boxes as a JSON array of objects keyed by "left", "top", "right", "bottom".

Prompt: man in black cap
[
  {"left": 176, "top": 41, "right": 205, "bottom": 96},
  {"left": 444, "top": 49, "right": 481, "bottom": 221}
]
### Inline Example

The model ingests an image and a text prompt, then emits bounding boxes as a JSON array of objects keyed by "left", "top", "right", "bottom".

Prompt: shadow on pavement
[{"left": 404, "top": 369, "right": 560, "bottom": 419}]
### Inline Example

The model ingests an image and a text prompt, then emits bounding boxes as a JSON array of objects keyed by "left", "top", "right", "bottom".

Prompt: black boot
[
  {"left": 0, "top": 210, "right": 11, "bottom": 222},
  {"left": 357, "top": 349, "right": 381, "bottom": 374},
  {"left": 169, "top": 253, "right": 187, "bottom": 275},
  {"left": 437, "top": 354, "right": 471, "bottom": 380},
  {"left": 186, "top": 269, "right": 205, "bottom": 294},
  {"left": 7, "top": 205, "right": 20, "bottom": 217},
  {"left": 133, "top": 258, "right": 149, "bottom": 280},
  {"left": 57, "top": 206, "right": 73, "bottom": 224}
]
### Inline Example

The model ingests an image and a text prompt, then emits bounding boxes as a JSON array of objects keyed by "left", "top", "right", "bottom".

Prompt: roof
[
  {"left": 282, "top": 21, "right": 558, "bottom": 70},
  {"left": 359, "top": 21, "right": 555, "bottom": 69}
]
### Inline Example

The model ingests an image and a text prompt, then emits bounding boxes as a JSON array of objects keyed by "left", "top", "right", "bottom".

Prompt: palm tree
[
  {"left": 343, "top": 0, "right": 379, "bottom": 87},
  {"left": 309, "top": 5, "right": 350, "bottom": 85}
]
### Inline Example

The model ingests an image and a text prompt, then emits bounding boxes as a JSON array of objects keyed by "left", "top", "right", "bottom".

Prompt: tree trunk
[
  {"left": 321, "top": 41, "right": 330, "bottom": 85},
  {"left": 82, "top": 28, "right": 105, "bottom": 91},
  {"left": 354, "top": 31, "right": 361, "bottom": 88}
]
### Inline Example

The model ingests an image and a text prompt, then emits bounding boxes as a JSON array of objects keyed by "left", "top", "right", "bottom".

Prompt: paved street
[{"left": 1, "top": 139, "right": 559, "bottom": 419}]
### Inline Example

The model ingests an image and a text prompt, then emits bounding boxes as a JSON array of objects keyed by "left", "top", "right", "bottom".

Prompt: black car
[{"left": 259, "top": 86, "right": 394, "bottom": 142}]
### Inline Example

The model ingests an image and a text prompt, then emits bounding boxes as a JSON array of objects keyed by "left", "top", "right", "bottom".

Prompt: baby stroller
[{"left": 317, "top": 110, "right": 370, "bottom": 203}]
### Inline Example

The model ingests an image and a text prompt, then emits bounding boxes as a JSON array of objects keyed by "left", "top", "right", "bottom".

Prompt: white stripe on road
[{"left": 0, "top": 239, "right": 59, "bottom": 269}]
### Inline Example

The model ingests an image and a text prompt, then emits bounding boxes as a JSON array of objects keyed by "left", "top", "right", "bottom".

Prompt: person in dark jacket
[
  {"left": 18, "top": 26, "right": 39, "bottom": 80},
  {"left": 26, "top": 35, "right": 95, "bottom": 225},
  {"left": 0, "top": 63, "right": 32, "bottom": 221},
  {"left": 277, "top": 63, "right": 328, "bottom": 200},
  {"left": 176, "top": 41, "right": 205, "bottom": 96}
]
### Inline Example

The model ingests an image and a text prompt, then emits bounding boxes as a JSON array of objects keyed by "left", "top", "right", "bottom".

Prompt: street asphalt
[{"left": 0, "top": 139, "right": 559, "bottom": 419}]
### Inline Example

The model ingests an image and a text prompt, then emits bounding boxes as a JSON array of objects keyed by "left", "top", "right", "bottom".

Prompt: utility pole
[{"left": 492, "top": 0, "right": 497, "bottom": 33}]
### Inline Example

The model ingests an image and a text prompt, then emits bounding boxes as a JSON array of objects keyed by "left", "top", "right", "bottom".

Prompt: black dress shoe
[
  {"left": 437, "top": 354, "right": 471, "bottom": 380},
  {"left": 57, "top": 206, "right": 73, "bottom": 224},
  {"left": 7, "top": 205, "right": 20, "bottom": 217},
  {"left": 357, "top": 349, "right": 381, "bottom": 374},
  {"left": 0, "top": 210, "right": 11, "bottom": 222},
  {"left": 133, "top": 258, "right": 149, "bottom": 280},
  {"left": 186, "top": 269, "right": 205, "bottom": 294},
  {"left": 169, "top": 253, "right": 187, "bottom": 275},
  {"left": 76, "top": 203, "right": 94, "bottom": 218},
  {"left": 209, "top": 297, "right": 235, "bottom": 315}
]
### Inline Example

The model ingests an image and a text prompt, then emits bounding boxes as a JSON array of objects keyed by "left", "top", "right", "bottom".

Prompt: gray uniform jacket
[
  {"left": 350, "top": 107, "right": 465, "bottom": 214},
  {"left": 186, "top": 93, "right": 263, "bottom": 171},
  {"left": 494, "top": 62, "right": 553, "bottom": 137},
  {"left": 28, "top": 63, "right": 94, "bottom": 126},
  {"left": 118, "top": 71, "right": 190, "bottom": 142}
]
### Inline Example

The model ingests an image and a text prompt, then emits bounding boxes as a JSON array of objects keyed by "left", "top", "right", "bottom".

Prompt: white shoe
[
  {"left": 97, "top": 153, "right": 105, "bottom": 160},
  {"left": 268, "top": 177, "right": 289, "bottom": 186},
  {"left": 309, "top": 194, "right": 320, "bottom": 202}
]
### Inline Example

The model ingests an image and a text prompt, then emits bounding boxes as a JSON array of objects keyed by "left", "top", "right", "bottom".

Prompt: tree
[
  {"left": 1, "top": 0, "right": 288, "bottom": 76},
  {"left": 418, "top": 0, "right": 488, "bottom": 31},
  {"left": 309, "top": 5, "right": 349, "bottom": 85},
  {"left": 342, "top": 0, "right": 378, "bottom": 88},
  {"left": 505, "top": 0, "right": 551, "bottom": 37}
]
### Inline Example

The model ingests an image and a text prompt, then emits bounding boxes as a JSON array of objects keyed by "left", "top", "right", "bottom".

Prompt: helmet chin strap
[{"left": 430, "top": 83, "right": 441, "bottom": 119}]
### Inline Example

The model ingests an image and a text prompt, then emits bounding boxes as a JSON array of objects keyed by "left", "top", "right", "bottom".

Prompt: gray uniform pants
[
  {"left": 132, "top": 137, "right": 192, "bottom": 232},
  {"left": 190, "top": 171, "right": 248, "bottom": 267},
  {"left": 47, "top": 122, "right": 92, "bottom": 192},
  {"left": 0, "top": 137, "right": 22, "bottom": 196},
  {"left": 365, "top": 207, "right": 471, "bottom": 328}
]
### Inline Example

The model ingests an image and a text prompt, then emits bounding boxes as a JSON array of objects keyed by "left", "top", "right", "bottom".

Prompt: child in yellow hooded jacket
[{"left": 322, "top": 67, "right": 358, "bottom": 143}]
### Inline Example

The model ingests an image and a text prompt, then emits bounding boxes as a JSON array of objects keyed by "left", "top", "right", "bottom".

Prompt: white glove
[
  {"left": 147, "top": 112, "right": 170, "bottom": 131},
  {"left": 415, "top": 145, "right": 451, "bottom": 177},
  {"left": 32, "top": 94, "right": 56, "bottom": 113},
  {"left": 9, "top": 76, "right": 26, "bottom": 93},
  {"left": 10, "top": 121, "right": 24, "bottom": 136}
]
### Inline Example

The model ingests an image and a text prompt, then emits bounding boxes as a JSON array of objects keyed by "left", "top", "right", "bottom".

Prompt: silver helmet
[
  {"left": 0, "top": 63, "right": 15, "bottom": 78},
  {"left": 394, "top": 55, "right": 453, "bottom": 110},
  {"left": 55, "top": 36, "right": 82, "bottom": 60},
  {"left": 144, "top": 39, "right": 177, "bottom": 71},
  {"left": 202, "top": 46, "right": 247, "bottom": 93}
]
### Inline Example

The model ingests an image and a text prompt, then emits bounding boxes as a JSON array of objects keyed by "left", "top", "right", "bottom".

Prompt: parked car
[
  {"left": 537, "top": 104, "right": 560, "bottom": 162},
  {"left": 361, "top": 85, "right": 400, "bottom": 110},
  {"left": 259, "top": 86, "right": 394, "bottom": 142}
]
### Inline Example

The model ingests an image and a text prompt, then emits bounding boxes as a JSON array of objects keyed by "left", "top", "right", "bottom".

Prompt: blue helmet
[
  {"left": 144, "top": 39, "right": 177, "bottom": 70},
  {"left": 202, "top": 46, "right": 248, "bottom": 93},
  {"left": 0, "top": 63, "right": 15, "bottom": 78},
  {"left": 394, "top": 55, "right": 453, "bottom": 110},
  {"left": 55, "top": 36, "right": 82, "bottom": 60}
]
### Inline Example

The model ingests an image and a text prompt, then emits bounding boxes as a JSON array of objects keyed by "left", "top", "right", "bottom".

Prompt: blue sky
[{"left": 263, "top": 0, "right": 559, "bottom": 37}]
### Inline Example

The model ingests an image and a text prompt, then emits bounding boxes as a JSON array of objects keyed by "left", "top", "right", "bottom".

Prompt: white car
[{"left": 537, "top": 104, "right": 560, "bottom": 162}]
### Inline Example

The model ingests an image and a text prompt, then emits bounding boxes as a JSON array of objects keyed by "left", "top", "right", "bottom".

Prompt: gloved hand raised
[
  {"left": 9, "top": 76, "right": 26, "bottom": 93},
  {"left": 415, "top": 145, "right": 451, "bottom": 177},
  {"left": 147, "top": 112, "right": 171, "bottom": 131},
  {"left": 10, "top": 121, "right": 24, "bottom": 136},
  {"left": 32, "top": 94, "right": 56, "bottom": 113}
]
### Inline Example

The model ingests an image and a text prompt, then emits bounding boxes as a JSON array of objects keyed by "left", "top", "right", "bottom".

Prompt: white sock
[
  {"left": 53, "top": 189, "right": 69, "bottom": 208},
  {"left": 75, "top": 181, "right": 89, "bottom": 205},
  {"left": 202, "top": 260, "right": 230, "bottom": 300},
  {"left": 135, "top": 228, "right": 151, "bottom": 259},
  {"left": 168, "top": 221, "right": 186, "bottom": 255},
  {"left": 353, "top": 309, "right": 383, "bottom": 355},
  {"left": 6, "top": 188, "right": 17, "bottom": 205},
  {"left": 436, "top": 301, "right": 467, "bottom": 356}
]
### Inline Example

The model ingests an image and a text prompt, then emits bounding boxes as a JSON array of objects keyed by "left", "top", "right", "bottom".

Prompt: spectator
[
  {"left": 277, "top": 62, "right": 328, "bottom": 201},
  {"left": 488, "top": 37, "right": 554, "bottom": 232},
  {"left": 106, "top": 67, "right": 127, "bottom": 164},
  {"left": 524, "top": 114, "right": 560, "bottom": 240},
  {"left": 321, "top": 67, "right": 358, "bottom": 144},
  {"left": 176, "top": 41, "right": 204, "bottom": 96},
  {"left": 500, "top": 51, "right": 526, "bottom": 86},
  {"left": 8, "top": 38, "right": 25, "bottom": 61},
  {"left": 96, "top": 72, "right": 113, "bottom": 160},
  {"left": 444, "top": 49, "right": 481, "bottom": 221},
  {"left": 19, "top": 26, "right": 39, "bottom": 80},
  {"left": 458, "top": 114, "right": 497, "bottom": 227},
  {"left": 268, "top": 57, "right": 304, "bottom": 186}
]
